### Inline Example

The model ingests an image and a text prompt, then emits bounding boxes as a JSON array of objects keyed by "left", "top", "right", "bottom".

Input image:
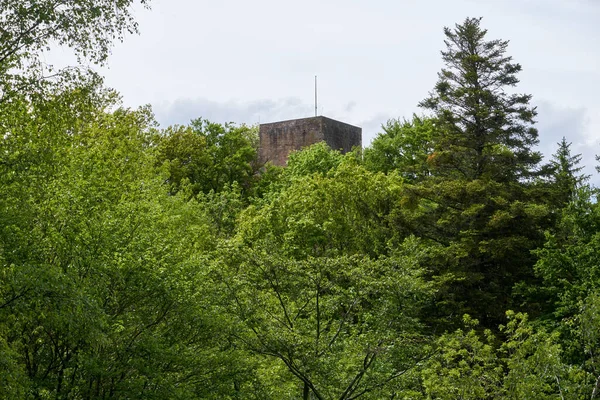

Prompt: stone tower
[{"left": 259, "top": 116, "right": 362, "bottom": 166}]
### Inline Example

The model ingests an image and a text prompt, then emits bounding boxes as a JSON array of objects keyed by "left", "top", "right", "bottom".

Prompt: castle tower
[{"left": 259, "top": 116, "right": 362, "bottom": 166}]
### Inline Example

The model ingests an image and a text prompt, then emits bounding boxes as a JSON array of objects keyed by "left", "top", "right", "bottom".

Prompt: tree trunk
[{"left": 303, "top": 382, "right": 310, "bottom": 400}]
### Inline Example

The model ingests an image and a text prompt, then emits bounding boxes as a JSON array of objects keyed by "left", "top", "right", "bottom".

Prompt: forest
[{"left": 1, "top": 1, "right": 599, "bottom": 399}]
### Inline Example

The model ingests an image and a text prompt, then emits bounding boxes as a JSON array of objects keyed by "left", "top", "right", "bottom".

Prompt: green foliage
[
  {"left": 249, "top": 162, "right": 285, "bottom": 201},
  {"left": 532, "top": 191, "right": 600, "bottom": 392},
  {"left": 422, "top": 312, "right": 587, "bottom": 399},
  {"left": 534, "top": 189, "right": 600, "bottom": 321},
  {"left": 0, "top": 0, "right": 150, "bottom": 107},
  {"left": 155, "top": 125, "right": 211, "bottom": 194},
  {"left": 0, "top": 85, "right": 252, "bottom": 398},
  {"left": 239, "top": 156, "right": 403, "bottom": 258},
  {"left": 211, "top": 238, "right": 433, "bottom": 399},
  {"left": 0, "top": 0, "right": 149, "bottom": 66},
  {"left": 156, "top": 119, "right": 258, "bottom": 198},
  {"left": 422, "top": 315, "right": 503, "bottom": 399},
  {"left": 364, "top": 115, "right": 434, "bottom": 182},
  {"left": 286, "top": 141, "right": 345, "bottom": 178},
  {"left": 197, "top": 182, "right": 246, "bottom": 237},
  {"left": 398, "top": 178, "right": 550, "bottom": 327},
  {"left": 580, "top": 293, "right": 600, "bottom": 398},
  {"left": 499, "top": 312, "right": 582, "bottom": 399},
  {"left": 0, "top": 335, "right": 29, "bottom": 399},
  {"left": 548, "top": 137, "right": 588, "bottom": 209},
  {"left": 252, "top": 142, "right": 351, "bottom": 203}
]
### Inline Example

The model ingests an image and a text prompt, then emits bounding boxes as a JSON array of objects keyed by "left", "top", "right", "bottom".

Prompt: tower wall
[{"left": 259, "top": 116, "right": 361, "bottom": 166}]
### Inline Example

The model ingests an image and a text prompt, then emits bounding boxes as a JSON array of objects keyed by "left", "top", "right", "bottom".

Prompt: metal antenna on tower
[{"left": 315, "top": 75, "right": 318, "bottom": 117}]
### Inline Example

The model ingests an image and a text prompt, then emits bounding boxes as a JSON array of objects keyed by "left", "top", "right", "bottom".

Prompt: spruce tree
[
  {"left": 550, "top": 137, "right": 587, "bottom": 208},
  {"left": 420, "top": 17, "right": 542, "bottom": 182},
  {"left": 403, "top": 17, "right": 551, "bottom": 328}
]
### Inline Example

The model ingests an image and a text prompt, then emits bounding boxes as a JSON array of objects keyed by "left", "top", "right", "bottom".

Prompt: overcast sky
[{"left": 48, "top": 0, "right": 600, "bottom": 176}]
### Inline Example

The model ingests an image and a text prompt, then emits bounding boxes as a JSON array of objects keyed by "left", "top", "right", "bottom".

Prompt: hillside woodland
[{"left": 1, "top": 2, "right": 599, "bottom": 399}]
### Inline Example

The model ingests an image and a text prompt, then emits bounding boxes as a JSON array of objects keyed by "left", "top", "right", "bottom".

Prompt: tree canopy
[{"left": 2, "top": 9, "right": 600, "bottom": 399}]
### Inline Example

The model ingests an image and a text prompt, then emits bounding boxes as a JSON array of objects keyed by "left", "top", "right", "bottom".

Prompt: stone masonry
[{"left": 259, "top": 116, "right": 362, "bottom": 166}]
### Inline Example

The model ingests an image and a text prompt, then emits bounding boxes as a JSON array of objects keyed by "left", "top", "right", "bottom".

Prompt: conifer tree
[
  {"left": 550, "top": 137, "right": 587, "bottom": 208},
  {"left": 420, "top": 17, "right": 542, "bottom": 182},
  {"left": 402, "top": 17, "right": 551, "bottom": 328}
]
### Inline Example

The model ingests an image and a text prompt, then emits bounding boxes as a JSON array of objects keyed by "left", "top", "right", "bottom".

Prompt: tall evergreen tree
[
  {"left": 419, "top": 17, "right": 542, "bottom": 182},
  {"left": 400, "top": 17, "right": 551, "bottom": 328},
  {"left": 549, "top": 137, "right": 587, "bottom": 208}
]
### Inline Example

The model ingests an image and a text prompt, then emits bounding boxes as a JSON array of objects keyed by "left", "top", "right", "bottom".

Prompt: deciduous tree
[
  {"left": 156, "top": 119, "right": 258, "bottom": 198},
  {"left": 364, "top": 115, "right": 434, "bottom": 183}
]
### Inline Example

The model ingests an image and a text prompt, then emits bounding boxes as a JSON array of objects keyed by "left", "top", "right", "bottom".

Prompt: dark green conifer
[
  {"left": 404, "top": 17, "right": 551, "bottom": 328},
  {"left": 420, "top": 17, "right": 542, "bottom": 182},
  {"left": 550, "top": 137, "right": 587, "bottom": 208}
]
